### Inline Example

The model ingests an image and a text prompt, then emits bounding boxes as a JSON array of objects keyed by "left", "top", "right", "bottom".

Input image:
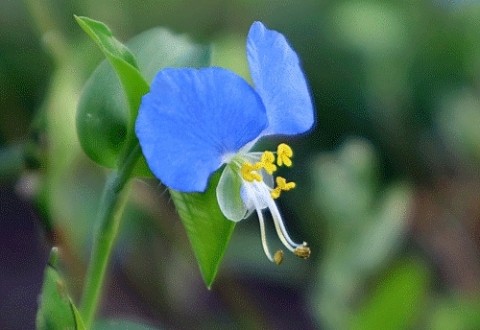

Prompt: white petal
[{"left": 216, "top": 165, "right": 248, "bottom": 222}]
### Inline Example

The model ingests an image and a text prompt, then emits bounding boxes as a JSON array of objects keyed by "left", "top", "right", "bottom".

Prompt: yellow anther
[
  {"left": 273, "top": 250, "right": 284, "bottom": 265},
  {"left": 294, "top": 244, "right": 311, "bottom": 259},
  {"left": 271, "top": 187, "right": 282, "bottom": 199},
  {"left": 275, "top": 176, "right": 296, "bottom": 191},
  {"left": 262, "top": 151, "right": 275, "bottom": 163},
  {"left": 258, "top": 151, "right": 277, "bottom": 174},
  {"left": 277, "top": 143, "right": 293, "bottom": 167},
  {"left": 271, "top": 177, "right": 296, "bottom": 199},
  {"left": 240, "top": 162, "right": 262, "bottom": 182}
]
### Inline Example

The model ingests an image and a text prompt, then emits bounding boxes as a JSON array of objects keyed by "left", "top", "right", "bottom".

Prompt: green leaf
[
  {"left": 351, "top": 259, "right": 429, "bottom": 330},
  {"left": 429, "top": 297, "right": 480, "bottom": 330},
  {"left": 76, "top": 17, "right": 211, "bottom": 174},
  {"left": 75, "top": 16, "right": 149, "bottom": 130},
  {"left": 36, "top": 247, "right": 86, "bottom": 330},
  {"left": 170, "top": 170, "right": 235, "bottom": 288},
  {"left": 72, "top": 302, "right": 87, "bottom": 330}
]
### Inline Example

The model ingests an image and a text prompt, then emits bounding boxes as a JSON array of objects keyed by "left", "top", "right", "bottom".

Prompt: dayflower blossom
[{"left": 135, "top": 22, "right": 314, "bottom": 264}]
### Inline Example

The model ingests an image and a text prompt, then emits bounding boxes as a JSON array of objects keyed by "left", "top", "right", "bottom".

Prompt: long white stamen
[
  {"left": 250, "top": 181, "right": 300, "bottom": 252},
  {"left": 255, "top": 205, "right": 274, "bottom": 262},
  {"left": 266, "top": 188, "right": 303, "bottom": 250},
  {"left": 246, "top": 184, "right": 275, "bottom": 262},
  {"left": 267, "top": 194, "right": 310, "bottom": 259}
]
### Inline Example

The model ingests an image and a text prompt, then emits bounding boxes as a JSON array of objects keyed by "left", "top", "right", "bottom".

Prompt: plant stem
[{"left": 80, "top": 144, "right": 141, "bottom": 329}]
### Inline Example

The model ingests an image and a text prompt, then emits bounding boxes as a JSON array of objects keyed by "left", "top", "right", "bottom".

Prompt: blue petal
[
  {"left": 247, "top": 21, "right": 314, "bottom": 136},
  {"left": 135, "top": 67, "right": 267, "bottom": 192}
]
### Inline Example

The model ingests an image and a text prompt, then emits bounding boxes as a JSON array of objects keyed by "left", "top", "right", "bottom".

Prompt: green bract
[
  {"left": 77, "top": 62, "right": 128, "bottom": 168},
  {"left": 76, "top": 21, "right": 211, "bottom": 176}
]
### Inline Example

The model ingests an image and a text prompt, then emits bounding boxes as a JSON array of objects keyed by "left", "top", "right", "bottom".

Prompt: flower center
[
  {"left": 236, "top": 143, "right": 310, "bottom": 264},
  {"left": 239, "top": 143, "right": 296, "bottom": 199}
]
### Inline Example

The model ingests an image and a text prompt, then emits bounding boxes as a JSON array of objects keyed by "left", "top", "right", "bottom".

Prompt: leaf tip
[
  {"left": 73, "top": 15, "right": 86, "bottom": 25},
  {"left": 48, "top": 246, "right": 60, "bottom": 268},
  {"left": 205, "top": 274, "right": 215, "bottom": 290}
]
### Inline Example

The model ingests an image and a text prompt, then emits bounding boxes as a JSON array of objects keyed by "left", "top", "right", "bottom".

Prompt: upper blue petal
[
  {"left": 135, "top": 67, "right": 267, "bottom": 192},
  {"left": 247, "top": 21, "right": 314, "bottom": 136}
]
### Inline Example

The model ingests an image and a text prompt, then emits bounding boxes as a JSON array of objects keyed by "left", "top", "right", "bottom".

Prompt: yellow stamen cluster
[
  {"left": 237, "top": 143, "right": 310, "bottom": 265},
  {"left": 239, "top": 143, "right": 296, "bottom": 199}
]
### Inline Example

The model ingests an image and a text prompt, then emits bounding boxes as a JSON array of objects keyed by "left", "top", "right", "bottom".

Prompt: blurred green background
[{"left": 2, "top": 0, "right": 480, "bottom": 329}]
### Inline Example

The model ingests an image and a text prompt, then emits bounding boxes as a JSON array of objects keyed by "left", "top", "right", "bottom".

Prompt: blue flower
[{"left": 135, "top": 22, "right": 313, "bottom": 263}]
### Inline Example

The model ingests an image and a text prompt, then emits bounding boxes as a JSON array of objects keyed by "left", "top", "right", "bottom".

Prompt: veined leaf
[{"left": 170, "top": 170, "right": 235, "bottom": 288}]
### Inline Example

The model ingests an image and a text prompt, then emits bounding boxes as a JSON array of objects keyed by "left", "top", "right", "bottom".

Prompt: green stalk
[{"left": 80, "top": 144, "right": 141, "bottom": 328}]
